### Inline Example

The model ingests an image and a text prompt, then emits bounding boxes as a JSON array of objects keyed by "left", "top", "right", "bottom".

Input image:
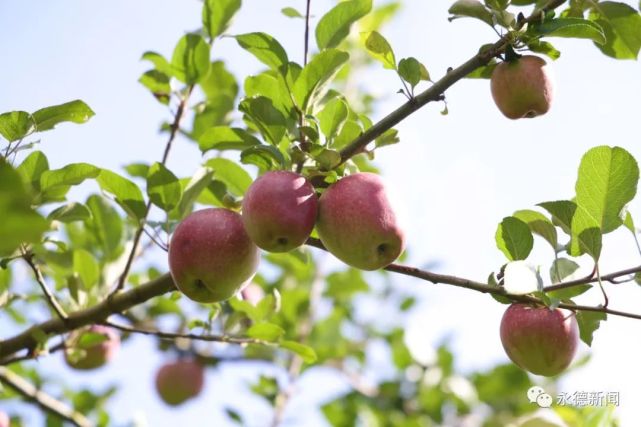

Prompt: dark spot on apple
[
  {"left": 525, "top": 110, "right": 537, "bottom": 118},
  {"left": 277, "top": 237, "right": 288, "bottom": 246},
  {"left": 377, "top": 243, "right": 389, "bottom": 256},
  {"left": 194, "top": 279, "right": 206, "bottom": 289}
]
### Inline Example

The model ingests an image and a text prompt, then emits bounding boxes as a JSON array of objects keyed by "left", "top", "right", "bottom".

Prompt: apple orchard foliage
[{"left": 1, "top": 0, "right": 641, "bottom": 426}]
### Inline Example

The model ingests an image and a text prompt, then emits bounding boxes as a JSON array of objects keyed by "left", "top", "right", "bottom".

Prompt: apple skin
[
  {"left": 490, "top": 55, "right": 554, "bottom": 119},
  {"left": 316, "top": 173, "right": 405, "bottom": 270},
  {"left": 155, "top": 359, "right": 204, "bottom": 406},
  {"left": 64, "top": 325, "right": 120, "bottom": 370},
  {"left": 500, "top": 303, "right": 578, "bottom": 376},
  {"left": 0, "top": 411, "right": 9, "bottom": 427},
  {"left": 242, "top": 171, "right": 318, "bottom": 253},
  {"left": 169, "top": 208, "right": 260, "bottom": 303}
]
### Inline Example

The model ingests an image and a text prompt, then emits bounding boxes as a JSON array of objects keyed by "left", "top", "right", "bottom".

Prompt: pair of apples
[{"left": 168, "top": 172, "right": 405, "bottom": 304}]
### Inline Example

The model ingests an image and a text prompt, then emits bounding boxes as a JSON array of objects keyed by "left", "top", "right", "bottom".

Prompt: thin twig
[
  {"left": 303, "top": 0, "right": 312, "bottom": 67},
  {"left": 0, "top": 367, "right": 92, "bottom": 427},
  {"left": 0, "top": 342, "right": 65, "bottom": 366},
  {"left": 22, "top": 252, "right": 68, "bottom": 320}
]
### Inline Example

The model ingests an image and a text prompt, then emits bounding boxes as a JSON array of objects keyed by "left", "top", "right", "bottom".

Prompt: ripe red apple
[
  {"left": 490, "top": 55, "right": 554, "bottom": 119},
  {"left": 316, "top": 173, "right": 405, "bottom": 270},
  {"left": 155, "top": 359, "right": 204, "bottom": 406},
  {"left": 500, "top": 303, "right": 578, "bottom": 376},
  {"left": 0, "top": 411, "right": 9, "bottom": 427},
  {"left": 64, "top": 325, "right": 120, "bottom": 370},
  {"left": 169, "top": 208, "right": 260, "bottom": 303},
  {"left": 242, "top": 171, "right": 318, "bottom": 252}
]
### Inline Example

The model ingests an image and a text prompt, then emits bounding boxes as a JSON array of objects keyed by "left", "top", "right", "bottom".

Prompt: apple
[
  {"left": 155, "top": 359, "right": 204, "bottom": 406},
  {"left": 500, "top": 303, "right": 578, "bottom": 376},
  {"left": 490, "top": 55, "right": 554, "bottom": 119},
  {"left": 242, "top": 171, "right": 318, "bottom": 252},
  {"left": 0, "top": 411, "right": 9, "bottom": 427},
  {"left": 316, "top": 173, "right": 405, "bottom": 270},
  {"left": 64, "top": 325, "right": 120, "bottom": 370},
  {"left": 169, "top": 208, "right": 260, "bottom": 303}
]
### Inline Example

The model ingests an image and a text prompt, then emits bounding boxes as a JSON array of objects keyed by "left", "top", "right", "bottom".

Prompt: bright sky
[{"left": 1, "top": 0, "right": 641, "bottom": 426}]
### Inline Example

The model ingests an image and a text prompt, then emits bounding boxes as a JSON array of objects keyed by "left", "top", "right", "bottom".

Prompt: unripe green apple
[
  {"left": 500, "top": 303, "right": 578, "bottom": 376},
  {"left": 490, "top": 55, "right": 554, "bottom": 119},
  {"left": 64, "top": 325, "right": 120, "bottom": 370},
  {"left": 155, "top": 359, "right": 204, "bottom": 406},
  {"left": 169, "top": 208, "right": 260, "bottom": 303},
  {"left": 0, "top": 411, "right": 9, "bottom": 427},
  {"left": 242, "top": 171, "right": 318, "bottom": 252},
  {"left": 317, "top": 173, "right": 405, "bottom": 270}
]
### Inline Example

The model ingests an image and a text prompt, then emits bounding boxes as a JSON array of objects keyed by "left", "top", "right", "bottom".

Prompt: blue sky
[{"left": 1, "top": 0, "right": 641, "bottom": 425}]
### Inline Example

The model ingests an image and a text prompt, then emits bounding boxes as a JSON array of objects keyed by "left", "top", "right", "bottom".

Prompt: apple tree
[{"left": 1, "top": 0, "right": 640, "bottom": 426}]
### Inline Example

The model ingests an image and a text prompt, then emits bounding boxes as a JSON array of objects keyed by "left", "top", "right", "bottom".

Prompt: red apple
[
  {"left": 155, "top": 359, "right": 204, "bottom": 406},
  {"left": 242, "top": 171, "right": 318, "bottom": 252},
  {"left": 500, "top": 303, "right": 578, "bottom": 376},
  {"left": 64, "top": 325, "right": 120, "bottom": 370},
  {"left": 0, "top": 411, "right": 9, "bottom": 427},
  {"left": 169, "top": 208, "right": 260, "bottom": 303},
  {"left": 490, "top": 55, "right": 554, "bottom": 119}
]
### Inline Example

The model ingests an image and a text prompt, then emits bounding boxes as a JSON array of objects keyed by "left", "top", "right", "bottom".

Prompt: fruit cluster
[{"left": 168, "top": 171, "right": 405, "bottom": 305}]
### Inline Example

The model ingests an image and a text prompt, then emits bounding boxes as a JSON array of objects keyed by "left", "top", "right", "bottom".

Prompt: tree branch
[
  {"left": 22, "top": 252, "right": 68, "bottom": 321},
  {"left": 338, "top": 0, "right": 566, "bottom": 164},
  {"left": 0, "top": 366, "right": 92, "bottom": 427}
]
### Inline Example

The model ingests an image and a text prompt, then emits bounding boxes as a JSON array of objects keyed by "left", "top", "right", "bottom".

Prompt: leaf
[
  {"left": 203, "top": 0, "right": 241, "bottom": 39},
  {"left": 280, "top": 340, "right": 318, "bottom": 363},
  {"left": 513, "top": 209, "right": 558, "bottom": 249},
  {"left": 495, "top": 217, "right": 534, "bottom": 261},
  {"left": 73, "top": 249, "right": 100, "bottom": 289},
  {"left": 96, "top": 169, "right": 147, "bottom": 221},
  {"left": 316, "top": 0, "right": 372, "bottom": 49},
  {"left": 318, "top": 98, "right": 348, "bottom": 140},
  {"left": 123, "top": 163, "right": 150, "bottom": 179},
  {"left": 281, "top": 7, "right": 303, "bottom": 18},
  {"left": 138, "top": 70, "right": 171, "bottom": 104},
  {"left": 204, "top": 158, "right": 252, "bottom": 196},
  {"left": 176, "top": 167, "right": 214, "bottom": 217},
  {"left": 147, "top": 162, "right": 182, "bottom": 212},
  {"left": 32, "top": 100, "right": 95, "bottom": 132},
  {"left": 623, "top": 211, "right": 635, "bottom": 234},
  {"left": 293, "top": 49, "right": 350, "bottom": 110},
  {"left": 47, "top": 202, "right": 92, "bottom": 223},
  {"left": 360, "top": 31, "right": 396, "bottom": 69},
  {"left": 576, "top": 310, "right": 606, "bottom": 346},
  {"left": 141, "top": 51, "right": 173, "bottom": 75},
  {"left": 538, "top": 200, "right": 577, "bottom": 234},
  {"left": 589, "top": 1, "right": 641, "bottom": 59},
  {"left": 246, "top": 322, "right": 285, "bottom": 342},
  {"left": 234, "top": 33, "right": 289, "bottom": 71},
  {"left": 570, "top": 146, "right": 639, "bottom": 258},
  {"left": 85, "top": 195, "right": 124, "bottom": 261},
  {"left": 16, "top": 150, "right": 49, "bottom": 191},
  {"left": 240, "top": 145, "right": 286, "bottom": 171},
  {"left": 39, "top": 163, "right": 100, "bottom": 191},
  {"left": 448, "top": 0, "right": 494, "bottom": 27},
  {"left": 531, "top": 17, "right": 606, "bottom": 44},
  {"left": 0, "top": 111, "right": 35, "bottom": 142},
  {"left": 527, "top": 39, "right": 562, "bottom": 60},
  {"left": 375, "top": 128, "right": 399, "bottom": 148},
  {"left": 200, "top": 61, "right": 239, "bottom": 100},
  {"left": 244, "top": 72, "right": 295, "bottom": 118},
  {"left": 239, "top": 97, "right": 287, "bottom": 145},
  {"left": 199, "top": 127, "right": 262, "bottom": 154},
  {"left": 549, "top": 258, "right": 580, "bottom": 284},
  {"left": 325, "top": 269, "right": 369, "bottom": 302},
  {"left": 397, "top": 57, "right": 430, "bottom": 88},
  {"left": 171, "top": 34, "right": 211, "bottom": 84}
]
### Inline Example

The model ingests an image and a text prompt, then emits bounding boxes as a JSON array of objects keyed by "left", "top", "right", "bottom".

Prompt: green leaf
[
  {"left": 96, "top": 169, "right": 147, "bottom": 221},
  {"left": 531, "top": 17, "right": 606, "bottom": 44},
  {"left": 0, "top": 111, "right": 35, "bottom": 142},
  {"left": 576, "top": 310, "right": 606, "bottom": 346},
  {"left": 0, "top": 159, "right": 49, "bottom": 256},
  {"left": 527, "top": 39, "right": 562, "bottom": 60},
  {"left": 239, "top": 97, "right": 287, "bottom": 144},
  {"left": 138, "top": 70, "right": 171, "bottom": 104},
  {"left": 397, "top": 57, "right": 430, "bottom": 88},
  {"left": 570, "top": 146, "right": 639, "bottom": 258},
  {"left": 281, "top": 7, "right": 303, "bottom": 18},
  {"left": 16, "top": 150, "right": 49, "bottom": 191},
  {"left": 141, "top": 51, "right": 173, "bottom": 75},
  {"left": 624, "top": 211, "right": 635, "bottom": 234},
  {"left": 246, "top": 322, "right": 285, "bottom": 342},
  {"left": 513, "top": 209, "right": 558, "bottom": 249},
  {"left": 176, "top": 167, "right": 214, "bottom": 217},
  {"left": 32, "top": 100, "right": 95, "bottom": 132},
  {"left": 47, "top": 202, "right": 92, "bottom": 223},
  {"left": 234, "top": 33, "right": 289, "bottom": 71},
  {"left": 200, "top": 61, "right": 239, "bottom": 101},
  {"left": 147, "top": 162, "right": 182, "bottom": 211},
  {"left": 589, "top": 1, "right": 641, "bottom": 59},
  {"left": 549, "top": 257, "right": 580, "bottom": 284},
  {"left": 204, "top": 158, "right": 252, "bottom": 196},
  {"left": 73, "top": 249, "right": 100, "bottom": 289},
  {"left": 203, "top": 0, "right": 241, "bottom": 39},
  {"left": 171, "top": 34, "right": 211, "bottom": 84},
  {"left": 360, "top": 31, "right": 396, "bottom": 69},
  {"left": 199, "top": 126, "right": 262, "bottom": 152},
  {"left": 314, "top": 148, "right": 342, "bottom": 171},
  {"left": 39, "top": 163, "right": 100, "bottom": 191},
  {"left": 85, "top": 195, "right": 124, "bottom": 261},
  {"left": 375, "top": 128, "right": 399, "bottom": 148},
  {"left": 538, "top": 200, "right": 577, "bottom": 234},
  {"left": 280, "top": 340, "right": 318, "bottom": 363},
  {"left": 240, "top": 145, "right": 286, "bottom": 171},
  {"left": 325, "top": 269, "right": 369, "bottom": 302},
  {"left": 316, "top": 0, "right": 372, "bottom": 49},
  {"left": 318, "top": 98, "right": 348, "bottom": 140},
  {"left": 448, "top": 0, "right": 494, "bottom": 27},
  {"left": 293, "top": 49, "right": 350, "bottom": 110},
  {"left": 123, "top": 163, "right": 150, "bottom": 179},
  {"left": 495, "top": 216, "right": 534, "bottom": 261},
  {"left": 244, "top": 72, "right": 295, "bottom": 117}
]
